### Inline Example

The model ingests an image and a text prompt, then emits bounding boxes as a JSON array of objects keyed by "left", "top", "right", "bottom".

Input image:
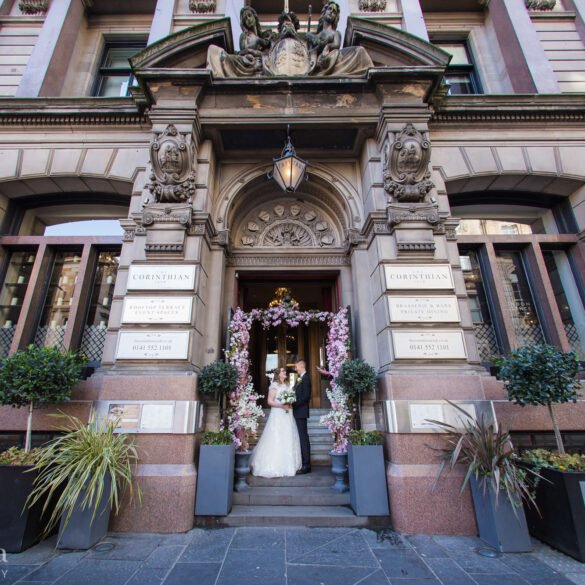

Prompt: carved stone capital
[
  {"left": 358, "top": 0, "right": 387, "bottom": 11},
  {"left": 525, "top": 0, "right": 556, "bottom": 9},
  {"left": 189, "top": 0, "right": 216, "bottom": 13},
  {"left": 18, "top": 0, "right": 48, "bottom": 14},
  {"left": 383, "top": 124, "right": 435, "bottom": 203},
  {"left": 139, "top": 203, "right": 193, "bottom": 228},
  {"left": 147, "top": 124, "right": 196, "bottom": 204},
  {"left": 387, "top": 202, "right": 440, "bottom": 228}
]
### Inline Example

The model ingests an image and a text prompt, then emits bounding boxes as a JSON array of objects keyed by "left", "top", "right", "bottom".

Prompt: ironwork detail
[
  {"left": 34, "top": 326, "right": 66, "bottom": 350},
  {"left": 80, "top": 325, "right": 108, "bottom": 362},
  {"left": 473, "top": 323, "right": 499, "bottom": 362},
  {"left": 0, "top": 327, "right": 15, "bottom": 358},
  {"left": 564, "top": 323, "right": 584, "bottom": 357}
]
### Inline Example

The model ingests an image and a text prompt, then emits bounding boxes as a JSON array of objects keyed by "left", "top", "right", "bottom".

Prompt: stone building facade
[{"left": 0, "top": 0, "right": 584, "bottom": 533}]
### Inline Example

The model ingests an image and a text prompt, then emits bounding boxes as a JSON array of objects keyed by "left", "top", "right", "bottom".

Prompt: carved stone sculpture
[
  {"left": 147, "top": 125, "right": 195, "bottom": 204},
  {"left": 207, "top": 2, "right": 373, "bottom": 78},
  {"left": 383, "top": 124, "right": 434, "bottom": 203}
]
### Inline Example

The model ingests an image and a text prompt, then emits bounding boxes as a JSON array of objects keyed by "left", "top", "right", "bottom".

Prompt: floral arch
[{"left": 225, "top": 299, "right": 351, "bottom": 452}]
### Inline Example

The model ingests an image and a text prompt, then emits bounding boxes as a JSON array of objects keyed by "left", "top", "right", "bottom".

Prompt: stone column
[
  {"left": 368, "top": 99, "right": 492, "bottom": 534},
  {"left": 16, "top": 0, "right": 85, "bottom": 97},
  {"left": 401, "top": 0, "right": 429, "bottom": 42},
  {"left": 95, "top": 85, "right": 218, "bottom": 533},
  {"left": 488, "top": 0, "right": 559, "bottom": 93},
  {"left": 147, "top": 0, "right": 175, "bottom": 45}
]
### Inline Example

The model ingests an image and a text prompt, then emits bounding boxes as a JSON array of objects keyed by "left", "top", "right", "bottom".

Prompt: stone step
[
  {"left": 222, "top": 505, "right": 370, "bottom": 527},
  {"left": 233, "top": 486, "right": 349, "bottom": 506},
  {"left": 248, "top": 466, "right": 334, "bottom": 487}
]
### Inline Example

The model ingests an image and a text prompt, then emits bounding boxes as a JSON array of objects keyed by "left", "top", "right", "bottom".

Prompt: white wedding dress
[{"left": 250, "top": 382, "right": 302, "bottom": 478}]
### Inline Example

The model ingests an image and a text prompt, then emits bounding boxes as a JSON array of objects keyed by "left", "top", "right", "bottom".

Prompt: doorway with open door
[{"left": 237, "top": 272, "right": 340, "bottom": 409}]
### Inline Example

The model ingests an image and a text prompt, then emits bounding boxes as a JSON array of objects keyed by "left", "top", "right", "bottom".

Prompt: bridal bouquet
[{"left": 279, "top": 388, "right": 297, "bottom": 414}]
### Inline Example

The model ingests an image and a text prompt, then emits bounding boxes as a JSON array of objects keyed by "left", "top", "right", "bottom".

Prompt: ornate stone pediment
[
  {"left": 147, "top": 125, "right": 196, "bottom": 204},
  {"left": 235, "top": 201, "right": 338, "bottom": 249},
  {"left": 383, "top": 124, "right": 434, "bottom": 203}
]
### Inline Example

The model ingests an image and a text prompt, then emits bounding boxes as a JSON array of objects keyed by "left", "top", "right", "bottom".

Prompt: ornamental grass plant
[
  {"left": 27, "top": 414, "right": 141, "bottom": 540},
  {"left": 430, "top": 402, "right": 537, "bottom": 510}
]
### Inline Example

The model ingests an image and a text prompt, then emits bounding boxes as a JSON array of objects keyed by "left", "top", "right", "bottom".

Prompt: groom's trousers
[{"left": 296, "top": 418, "right": 311, "bottom": 468}]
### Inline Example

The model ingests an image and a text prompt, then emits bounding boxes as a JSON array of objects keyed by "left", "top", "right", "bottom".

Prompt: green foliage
[
  {"left": 495, "top": 344, "right": 581, "bottom": 407},
  {"left": 336, "top": 359, "right": 376, "bottom": 397},
  {"left": 430, "top": 403, "right": 537, "bottom": 508},
  {"left": 199, "top": 361, "right": 238, "bottom": 396},
  {"left": 348, "top": 430, "right": 384, "bottom": 446},
  {"left": 27, "top": 414, "right": 141, "bottom": 540},
  {"left": 201, "top": 429, "right": 234, "bottom": 446},
  {"left": 0, "top": 345, "right": 88, "bottom": 409},
  {"left": 0, "top": 446, "right": 41, "bottom": 466},
  {"left": 521, "top": 448, "right": 585, "bottom": 473}
]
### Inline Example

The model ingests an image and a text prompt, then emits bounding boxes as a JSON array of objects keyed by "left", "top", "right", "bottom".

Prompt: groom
[{"left": 293, "top": 359, "right": 311, "bottom": 474}]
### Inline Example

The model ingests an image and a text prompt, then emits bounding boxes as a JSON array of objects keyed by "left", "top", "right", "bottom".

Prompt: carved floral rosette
[
  {"left": 383, "top": 124, "right": 434, "bottom": 203},
  {"left": 237, "top": 201, "right": 336, "bottom": 248},
  {"left": 148, "top": 125, "right": 196, "bottom": 204}
]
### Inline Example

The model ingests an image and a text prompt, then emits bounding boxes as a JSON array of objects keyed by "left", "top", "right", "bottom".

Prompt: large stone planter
[
  {"left": 330, "top": 451, "right": 349, "bottom": 493},
  {"left": 523, "top": 467, "right": 585, "bottom": 562},
  {"left": 57, "top": 474, "right": 112, "bottom": 550},
  {"left": 195, "top": 444, "right": 235, "bottom": 516},
  {"left": 234, "top": 451, "right": 252, "bottom": 492},
  {"left": 0, "top": 466, "right": 47, "bottom": 553},
  {"left": 348, "top": 444, "right": 390, "bottom": 516},
  {"left": 470, "top": 477, "right": 532, "bottom": 553}
]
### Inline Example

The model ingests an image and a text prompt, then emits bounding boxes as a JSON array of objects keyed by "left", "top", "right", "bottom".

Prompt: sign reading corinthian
[{"left": 207, "top": 1, "right": 373, "bottom": 78}]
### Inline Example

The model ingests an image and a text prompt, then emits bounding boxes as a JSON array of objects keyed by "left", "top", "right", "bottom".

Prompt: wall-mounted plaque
[
  {"left": 122, "top": 297, "right": 193, "bottom": 324},
  {"left": 384, "top": 265, "right": 454, "bottom": 290},
  {"left": 392, "top": 329, "right": 467, "bottom": 359},
  {"left": 388, "top": 296, "right": 460, "bottom": 323},
  {"left": 108, "top": 403, "right": 141, "bottom": 430},
  {"left": 116, "top": 330, "right": 190, "bottom": 360},
  {"left": 140, "top": 404, "right": 175, "bottom": 431},
  {"left": 409, "top": 403, "right": 444, "bottom": 430},
  {"left": 127, "top": 265, "right": 196, "bottom": 291}
]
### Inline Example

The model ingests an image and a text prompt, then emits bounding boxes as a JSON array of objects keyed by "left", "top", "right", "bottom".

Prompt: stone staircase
[
  {"left": 223, "top": 409, "right": 374, "bottom": 528},
  {"left": 248, "top": 408, "right": 334, "bottom": 465}
]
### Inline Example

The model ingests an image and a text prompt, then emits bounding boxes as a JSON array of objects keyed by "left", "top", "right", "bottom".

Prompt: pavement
[{"left": 2, "top": 527, "right": 585, "bottom": 585}]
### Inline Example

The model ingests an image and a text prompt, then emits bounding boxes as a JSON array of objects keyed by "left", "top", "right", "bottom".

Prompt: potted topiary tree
[
  {"left": 496, "top": 344, "right": 584, "bottom": 561},
  {"left": 336, "top": 358, "right": 377, "bottom": 428},
  {"left": 0, "top": 345, "right": 87, "bottom": 552},
  {"left": 27, "top": 414, "right": 141, "bottom": 550},
  {"left": 347, "top": 430, "right": 389, "bottom": 516},
  {"left": 198, "top": 360, "right": 238, "bottom": 423},
  {"left": 195, "top": 429, "right": 235, "bottom": 516},
  {"left": 430, "top": 404, "right": 535, "bottom": 553}
]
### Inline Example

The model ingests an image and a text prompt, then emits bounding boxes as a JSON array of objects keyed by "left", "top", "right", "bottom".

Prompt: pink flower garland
[{"left": 225, "top": 302, "right": 351, "bottom": 453}]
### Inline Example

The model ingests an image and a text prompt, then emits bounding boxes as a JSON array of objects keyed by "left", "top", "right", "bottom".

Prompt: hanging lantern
[{"left": 268, "top": 127, "right": 308, "bottom": 192}]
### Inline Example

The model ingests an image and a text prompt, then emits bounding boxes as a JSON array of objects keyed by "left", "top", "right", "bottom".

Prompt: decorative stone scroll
[
  {"left": 236, "top": 201, "right": 337, "bottom": 248},
  {"left": 147, "top": 125, "right": 195, "bottom": 204},
  {"left": 383, "top": 124, "right": 434, "bottom": 203}
]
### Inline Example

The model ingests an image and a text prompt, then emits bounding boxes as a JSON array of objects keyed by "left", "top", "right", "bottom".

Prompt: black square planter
[
  {"left": 0, "top": 466, "right": 46, "bottom": 553},
  {"left": 195, "top": 444, "right": 235, "bottom": 516},
  {"left": 524, "top": 467, "right": 585, "bottom": 562}
]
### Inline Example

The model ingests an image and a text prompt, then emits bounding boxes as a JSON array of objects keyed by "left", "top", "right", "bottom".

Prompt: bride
[{"left": 250, "top": 367, "right": 302, "bottom": 478}]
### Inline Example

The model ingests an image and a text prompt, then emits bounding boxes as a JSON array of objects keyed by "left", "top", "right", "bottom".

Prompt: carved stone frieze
[
  {"left": 383, "top": 124, "right": 434, "bottom": 203},
  {"left": 228, "top": 254, "right": 350, "bottom": 267},
  {"left": 189, "top": 0, "right": 216, "bottom": 13},
  {"left": 18, "top": 0, "right": 48, "bottom": 14},
  {"left": 123, "top": 230, "right": 135, "bottom": 242},
  {"left": 358, "top": 0, "right": 387, "bottom": 11},
  {"left": 147, "top": 125, "right": 196, "bottom": 204},
  {"left": 236, "top": 201, "right": 337, "bottom": 249},
  {"left": 525, "top": 0, "right": 556, "bottom": 9},
  {"left": 397, "top": 242, "right": 435, "bottom": 252}
]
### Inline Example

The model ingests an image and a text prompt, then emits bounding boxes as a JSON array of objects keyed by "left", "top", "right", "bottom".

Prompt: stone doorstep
[
  {"left": 221, "top": 505, "right": 373, "bottom": 528},
  {"left": 233, "top": 485, "right": 350, "bottom": 506},
  {"left": 248, "top": 466, "right": 335, "bottom": 487}
]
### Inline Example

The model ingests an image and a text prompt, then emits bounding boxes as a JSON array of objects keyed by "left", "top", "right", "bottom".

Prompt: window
[
  {"left": 435, "top": 41, "right": 482, "bottom": 95},
  {"left": 93, "top": 41, "right": 146, "bottom": 97}
]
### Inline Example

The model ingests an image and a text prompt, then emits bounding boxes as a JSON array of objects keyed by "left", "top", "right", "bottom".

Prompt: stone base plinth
[
  {"left": 110, "top": 463, "right": 197, "bottom": 533},
  {"left": 387, "top": 462, "right": 477, "bottom": 535}
]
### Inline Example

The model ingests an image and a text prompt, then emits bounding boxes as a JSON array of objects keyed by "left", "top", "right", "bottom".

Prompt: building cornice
[
  {"left": 0, "top": 97, "right": 148, "bottom": 127},
  {"left": 431, "top": 94, "right": 585, "bottom": 124}
]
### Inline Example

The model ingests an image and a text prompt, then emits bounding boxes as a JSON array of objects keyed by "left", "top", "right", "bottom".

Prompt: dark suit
[{"left": 293, "top": 371, "right": 311, "bottom": 468}]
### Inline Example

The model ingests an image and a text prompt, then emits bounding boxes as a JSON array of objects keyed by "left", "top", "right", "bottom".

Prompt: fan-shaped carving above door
[{"left": 235, "top": 199, "right": 340, "bottom": 249}]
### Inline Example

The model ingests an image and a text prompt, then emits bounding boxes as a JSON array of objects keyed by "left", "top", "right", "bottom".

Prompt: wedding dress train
[{"left": 250, "top": 383, "right": 302, "bottom": 478}]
